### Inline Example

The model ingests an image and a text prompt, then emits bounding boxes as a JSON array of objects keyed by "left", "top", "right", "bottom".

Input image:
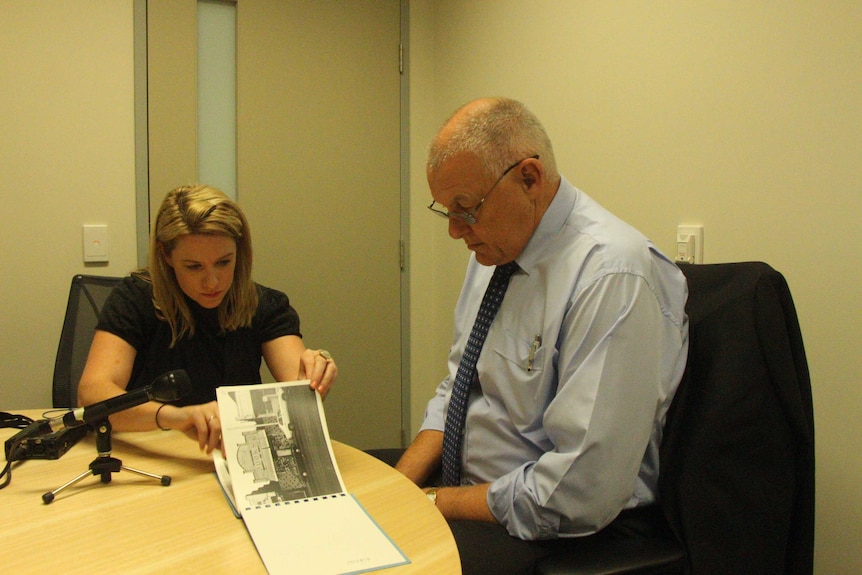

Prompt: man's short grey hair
[{"left": 427, "top": 98, "right": 558, "bottom": 181}]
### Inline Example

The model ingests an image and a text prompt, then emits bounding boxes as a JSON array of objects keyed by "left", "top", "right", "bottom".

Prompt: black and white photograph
[{"left": 218, "top": 381, "right": 344, "bottom": 508}]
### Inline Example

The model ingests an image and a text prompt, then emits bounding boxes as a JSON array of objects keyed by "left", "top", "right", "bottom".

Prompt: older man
[{"left": 391, "top": 98, "right": 688, "bottom": 574}]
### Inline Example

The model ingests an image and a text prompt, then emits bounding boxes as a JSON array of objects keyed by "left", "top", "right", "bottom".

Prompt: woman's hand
[
  {"left": 299, "top": 348, "right": 338, "bottom": 399},
  {"left": 262, "top": 336, "right": 338, "bottom": 399},
  {"left": 157, "top": 401, "right": 223, "bottom": 455}
]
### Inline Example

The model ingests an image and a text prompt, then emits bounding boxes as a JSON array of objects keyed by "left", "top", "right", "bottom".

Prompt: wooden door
[
  {"left": 146, "top": 0, "right": 403, "bottom": 449},
  {"left": 237, "top": 1, "right": 402, "bottom": 449}
]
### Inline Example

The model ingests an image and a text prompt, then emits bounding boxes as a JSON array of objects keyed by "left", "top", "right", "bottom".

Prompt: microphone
[
  {"left": 4, "top": 371, "right": 191, "bottom": 464},
  {"left": 62, "top": 369, "right": 192, "bottom": 428}
]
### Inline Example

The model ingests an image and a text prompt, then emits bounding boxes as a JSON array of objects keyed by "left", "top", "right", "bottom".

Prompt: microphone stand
[{"left": 41, "top": 418, "right": 171, "bottom": 504}]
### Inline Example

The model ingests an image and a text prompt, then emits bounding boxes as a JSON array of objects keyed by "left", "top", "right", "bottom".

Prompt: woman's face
[{"left": 164, "top": 234, "right": 237, "bottom": 309}]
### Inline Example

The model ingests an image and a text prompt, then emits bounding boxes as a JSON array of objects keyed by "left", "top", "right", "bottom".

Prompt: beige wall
[
  {"left": 407, "top": 1, "right": 861, "bottom": 573},
  {"left": 0, "top": 1, "right": 137, "bottom": 408}
]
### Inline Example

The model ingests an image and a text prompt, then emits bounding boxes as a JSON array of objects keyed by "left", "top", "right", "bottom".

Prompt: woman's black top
[{"left": 96, "top": 274, "right": 301, "bottom": 406}]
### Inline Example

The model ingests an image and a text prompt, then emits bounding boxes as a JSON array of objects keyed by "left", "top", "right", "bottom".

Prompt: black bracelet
[{"left": 155, "top": 403, "right": 171, "bottom": 431}]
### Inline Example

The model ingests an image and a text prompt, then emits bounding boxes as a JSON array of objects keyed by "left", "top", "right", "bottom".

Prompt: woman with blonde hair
[{"left": 78, "top": 185, "right": 337, "bottom": 454}]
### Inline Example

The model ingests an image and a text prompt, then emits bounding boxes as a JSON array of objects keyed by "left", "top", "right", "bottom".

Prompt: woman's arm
[
  {"left": 262, "top": 335, "right": 338, "bottom": 399},
  {"left": 77, "top": 330, "right": 222, "bottom": 453},
  {"left": 76, "top": 330, "right": 144, "bottom": 428}
]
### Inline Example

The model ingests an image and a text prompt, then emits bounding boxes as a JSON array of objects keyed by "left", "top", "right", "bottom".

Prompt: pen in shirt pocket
[{"left": 527, "top": 335, "right": 542, "bottom": 372}]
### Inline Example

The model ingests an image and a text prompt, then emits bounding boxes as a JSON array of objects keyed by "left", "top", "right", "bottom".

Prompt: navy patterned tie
[{"left": 441, "top": 261, "right": 519, "bottom": 486}]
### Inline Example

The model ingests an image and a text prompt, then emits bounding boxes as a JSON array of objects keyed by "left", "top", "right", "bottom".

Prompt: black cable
[
  {"left": 0, "top": 411, "right": 34, "bottom": 430},
  {"left": 0, "top": 442, "right": 23, "bottom": 489},
  {"left": 0, "top": 411, "right": 36, "bottom": 490}
]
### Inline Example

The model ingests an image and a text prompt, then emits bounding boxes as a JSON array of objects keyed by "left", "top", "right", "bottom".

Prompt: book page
[
  {"left": 217, "top": 381, "right": 345, "bottom": 508},
  {"left": 242, "top": 493, "right": 409, "bottom": 575}
]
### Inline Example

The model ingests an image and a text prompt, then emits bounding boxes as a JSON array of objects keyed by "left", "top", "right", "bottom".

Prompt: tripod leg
[
  {"left": 120, "top": 464, "right": 172, "bottom": 486},
  {"left": 42, "top": 469, "right": 94, "bottom": 504}
]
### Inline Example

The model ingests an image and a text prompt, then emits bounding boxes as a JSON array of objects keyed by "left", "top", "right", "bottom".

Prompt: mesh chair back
[{"left": 52, "top": 275, "right": 123, "bottom": 408}]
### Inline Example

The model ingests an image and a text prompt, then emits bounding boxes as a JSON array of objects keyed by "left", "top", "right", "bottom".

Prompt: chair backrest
[
  {"left": 52, "top": 274, "right": 123, "bottom": 408},
  {"left": 661, "top": 262, "right": 815, "bottom": 574}
]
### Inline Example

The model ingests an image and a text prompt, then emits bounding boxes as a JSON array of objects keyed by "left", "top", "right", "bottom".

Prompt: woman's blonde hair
[{"left": 145, "top": 184, "right": 257, "bottom": 347}]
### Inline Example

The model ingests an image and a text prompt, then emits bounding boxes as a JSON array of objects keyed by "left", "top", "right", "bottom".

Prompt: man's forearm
[
  {"left": 395, "top": 429, "right": 444, "bottom": 486},
  {"left": 433, "top": 483, "right": 497, "bottom": 523},
  {"left": 397, "top": 430, "right": 498, "bottom": 524}
]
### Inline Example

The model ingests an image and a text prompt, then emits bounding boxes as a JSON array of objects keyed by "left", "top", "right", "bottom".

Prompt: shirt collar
[{"left": 514, "top": 176, "right": 577, "bottom": 275}]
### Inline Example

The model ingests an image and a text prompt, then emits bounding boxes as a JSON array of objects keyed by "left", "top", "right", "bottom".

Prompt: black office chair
[
  {"left": 535, "top": 262, "right": 815, "bottom": 575},
  {"left": 52, "top": 274, "right": 123, "bottom": 408}
]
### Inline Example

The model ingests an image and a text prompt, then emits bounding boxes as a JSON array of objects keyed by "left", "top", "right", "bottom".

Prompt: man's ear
[{"left": 520, "top": 158, "right": 541, "bottom": 190}]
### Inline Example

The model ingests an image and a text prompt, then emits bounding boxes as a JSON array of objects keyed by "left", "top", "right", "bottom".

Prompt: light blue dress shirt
[{"left": 420, "top": 176, "right": 689, "bottom": 540}]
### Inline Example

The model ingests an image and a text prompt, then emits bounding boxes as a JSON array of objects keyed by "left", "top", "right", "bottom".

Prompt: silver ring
[
  {"left": 207, "top": 415, "right": 216, "bottom": 422},
  {"left": 319, "top": 350, "right": 332, "bottom": 361}
]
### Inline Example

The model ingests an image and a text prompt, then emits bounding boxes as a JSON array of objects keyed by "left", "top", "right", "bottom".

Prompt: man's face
[{"left": 428, "top": 152, "right": 535, "bottom": 266}]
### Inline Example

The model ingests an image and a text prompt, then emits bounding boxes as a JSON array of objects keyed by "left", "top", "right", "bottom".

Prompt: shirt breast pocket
[
  {"left": 484, "top": 327, "right": 548, "bottom": 428},
  {"left": 491, "top": 327, "right": 545, "bottom": 374}
]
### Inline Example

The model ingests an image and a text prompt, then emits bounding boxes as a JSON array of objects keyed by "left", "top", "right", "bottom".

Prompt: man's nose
[{"left": 449, "top": 217, "right": 470, "bottom": 239}]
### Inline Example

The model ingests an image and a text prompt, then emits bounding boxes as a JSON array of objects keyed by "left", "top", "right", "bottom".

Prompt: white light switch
[
  {"left": 675, "top": 225, "right": 703, "bottom": 264},
  {"left": 83, "top": 224, "right": 109, "bottom": 263}
]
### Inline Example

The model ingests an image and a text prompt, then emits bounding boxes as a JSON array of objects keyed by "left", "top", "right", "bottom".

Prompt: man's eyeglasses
[{"left": 427, "top": 155, "right": 539, "bottom": 225}]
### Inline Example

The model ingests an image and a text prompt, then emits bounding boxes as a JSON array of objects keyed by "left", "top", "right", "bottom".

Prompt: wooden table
[{"left": 0, "top": 410, "right": 460, "bottom": 574}]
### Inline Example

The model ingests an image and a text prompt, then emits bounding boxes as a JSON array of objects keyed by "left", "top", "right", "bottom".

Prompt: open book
[{"left": 214, "top": 381, "right": 409, "bottom": 575}]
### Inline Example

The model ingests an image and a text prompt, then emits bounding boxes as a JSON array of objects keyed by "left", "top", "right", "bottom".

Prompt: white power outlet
[{"left": 676, "top": 225, "right": 703, "bottom": 264}]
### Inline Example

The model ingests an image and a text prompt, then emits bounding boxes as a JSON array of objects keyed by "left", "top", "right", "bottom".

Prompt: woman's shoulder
[
  {"left": 255, "top": 282, "right": 289, "bottom": 307},
  {"left": 118, "top": 271, "right": 154, "bottom": 298},
  {"left": 104, "top": 272, "right": 156, "bottom": 315},
  {"left": 251, "top": 282, "right": 300, "bottom": 335},
  {"left": 97, "top": 271, "right": 160, "bottom": 342}
]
